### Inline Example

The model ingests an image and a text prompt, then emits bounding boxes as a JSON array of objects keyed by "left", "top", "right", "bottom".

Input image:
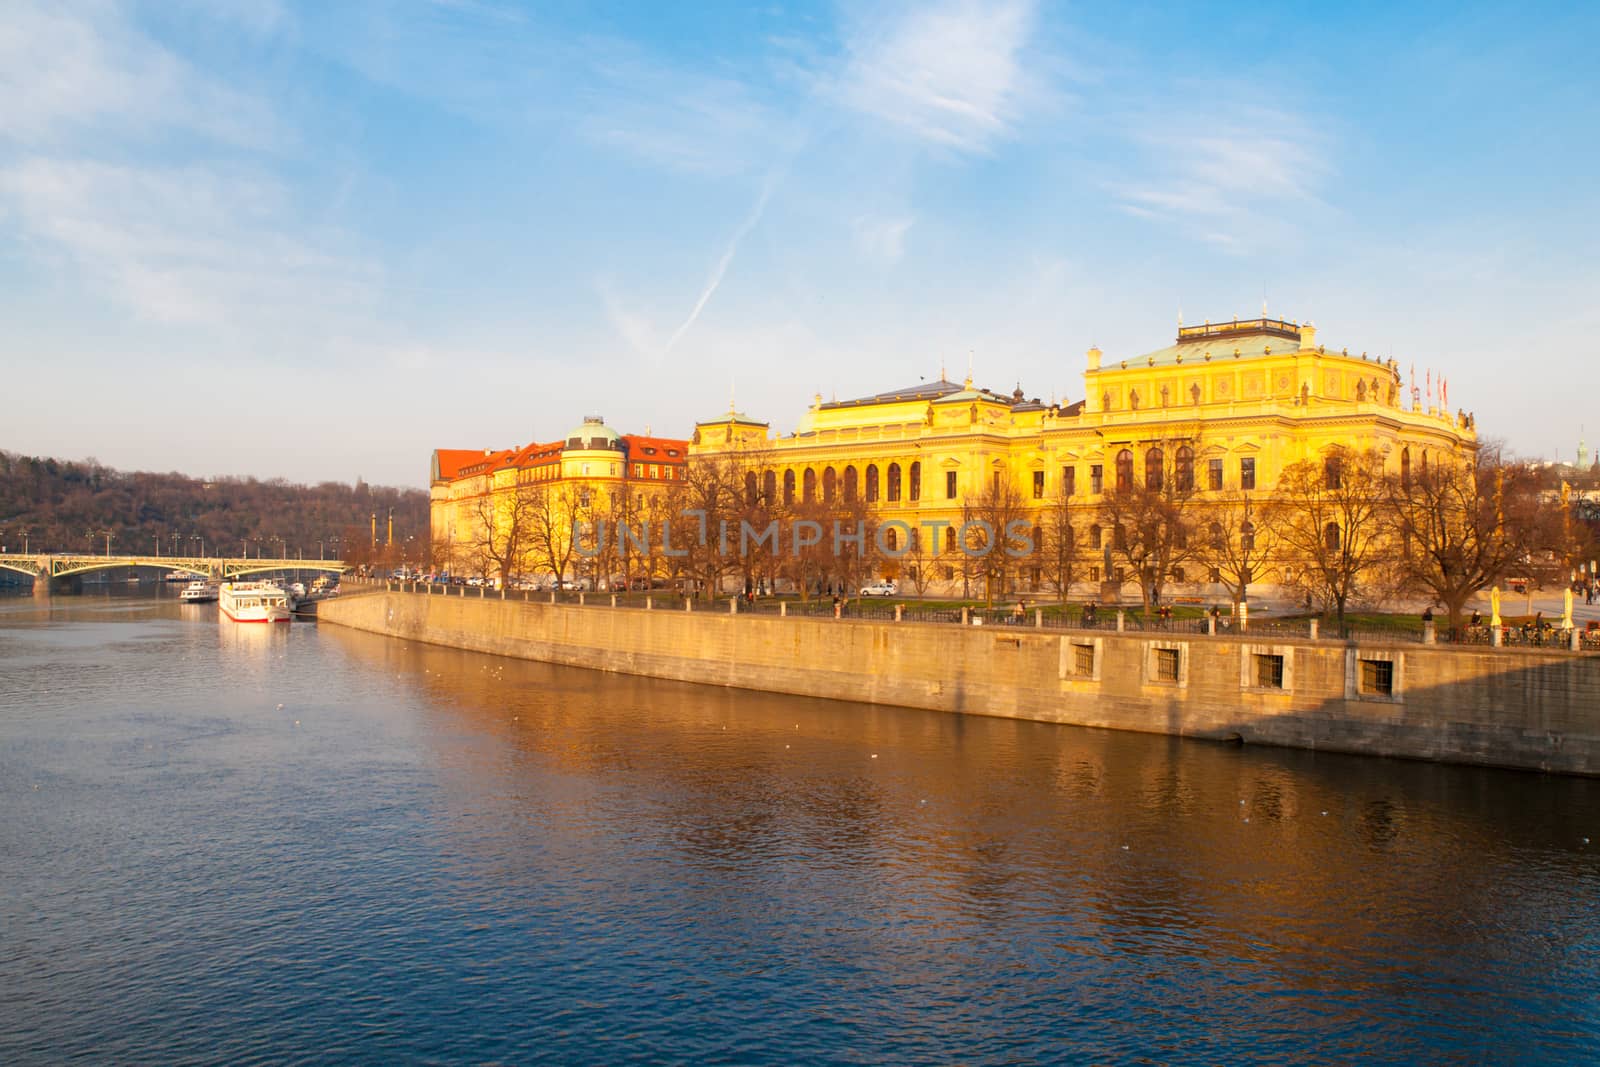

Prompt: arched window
[
  {"left": 1209, "top": 521, "right": 1225, "bottom": 548},
  {"left": 1114, "top": 524, "right": 1127, "bottom": 550},
  {"left": 1062, "top": 525, "right": 1075, "bottom": 552},
  {"left": 802, "top": 469, "right": 816, "bottom": 503},
  {"left": 1324, "top": 454, "right": 1342, "bottom": 490},
  {"left": 823, "top": 467, "right": 838, "bottom": 502},
  {"left": 784, "top": 470, "right": 797, "bottom": 505},
  {"left": 865, "top": 465, "right": 879, "bottom": 502},
  {"left": 1324, "top": 521, "right": 1341, "bottom": 553},
  {"left": 745, "top": 471, "right": 758, "bottom": 506},
  {"left": 944, "top": 526, "right": 956, "bottom": 552},
  {"left": 1175, "top": 446, "right": 1194, "bottom": 492},
  {"left": 1115, "top": 449, "right": 1134, "bottom": 492},
  {"left": 1241, "top": 520, "right": 1255, "bottom": 553},
  {"left": 887, "top": 463, "right": 902, "bottom": 502},
  {"left": 842, "top": 466, "right": 858, "bottom": 503},
  {"left": 1146, "top": 447, "right": 1165, "bottom": 491},
  {"left": 763, "top": 470, "right": 777, "bottom": 504},
  {"left": 885, "top": 527, "right": 898, "bottom": 551},
  {"left": 1089, "top": 524, "right": 1102, "bottom": 549},
  {"left": 1400, "top": 447, "right": 1411, "bottom": 489},
  {"left": 909, "top": 461, "right": 922, "bottom": 501}
]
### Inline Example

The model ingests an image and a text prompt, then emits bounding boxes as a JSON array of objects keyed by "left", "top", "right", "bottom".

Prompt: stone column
[
  {"left": 729, "top": 598, "right": 738, "bottom": 615},
  {"left": 1309, "top": 619, "right": 1319, "bottom": 640},
  {"left": 895, "top": 604, "right": 904, "bottom": 622},
  {"left": 1422, "top": 620, "right": 1436, "bottom": 645},
  {"left": 1034, "top": 608, "right": 1043, "bottom": 628},
  {"left": 1116, "top": 609, "right": 1125, "bottom": 633}
]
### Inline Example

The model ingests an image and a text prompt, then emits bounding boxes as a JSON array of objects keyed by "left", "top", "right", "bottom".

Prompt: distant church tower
[{"left": 1579, "top": 435, "right": 1591, "bottom": 470}]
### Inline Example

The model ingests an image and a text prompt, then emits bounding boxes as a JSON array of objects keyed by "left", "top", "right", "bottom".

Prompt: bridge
[{"left": 0, "top": 554, "right": 347, "bottom": 583}]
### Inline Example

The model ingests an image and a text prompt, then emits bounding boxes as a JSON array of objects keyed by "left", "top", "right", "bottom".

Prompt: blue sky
[{"left": 3, "top": 0, "right": 1597, "bottom": 487}]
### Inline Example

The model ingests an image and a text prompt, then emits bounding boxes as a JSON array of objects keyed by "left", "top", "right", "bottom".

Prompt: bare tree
[
  {"left": 1098, "top": 438, "right": 1200, "bottom": 610},
  {"left": 525, "top": 482, "right": 580, "bottom": 587},
  {"left": 1268, "top": 446, "right": 1391, "bottom": 634},
  {"left": 1036, "top": 488, "right": 1079, "bottom": 603},
  {"left": 469, "top": 483, "right": 543, "bottom": 587},
  {"left": 1384, "top": 445, "right": 1544, "bottom": 632},
  {"left": 960, "top": 473, "right": 1030, "bottom": 605},
  {"left": 1194, "top": 490, "right": 1274, "bottom": 617}
]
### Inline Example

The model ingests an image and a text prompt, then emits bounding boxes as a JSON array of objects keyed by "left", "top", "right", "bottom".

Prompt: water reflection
[{"left": 3, "top": 592, "right": 1599, "bottom": 1063}]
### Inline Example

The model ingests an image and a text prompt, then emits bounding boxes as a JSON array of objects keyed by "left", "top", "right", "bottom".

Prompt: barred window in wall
[
  {"left": 1153, "top": 648, "right": 1180, "bottom": 682},
  {"left": 1254, "top": 653, "right": 1284, "bottom": 689}
]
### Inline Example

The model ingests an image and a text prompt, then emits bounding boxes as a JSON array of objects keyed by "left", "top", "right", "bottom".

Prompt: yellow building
[
  {"left": 430, "top": 417, "right": 689, "bottom": 583},
  {"left": 691, "top": 317, "right": 1478, "bottom": 597}
]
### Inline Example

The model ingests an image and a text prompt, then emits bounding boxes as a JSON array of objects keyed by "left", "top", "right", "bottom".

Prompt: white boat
[
  {"left": 219, "top": 581, "right": 292, "bottom": 623},
  {"left": 179, "top": 580, "right": 219, "bottom": 603}
]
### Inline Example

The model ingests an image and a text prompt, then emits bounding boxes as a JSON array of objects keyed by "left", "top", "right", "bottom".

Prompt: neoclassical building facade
[
  {"left": 691, "top": 317, "right": 1478, "bottom": 593},
  {"left": 430, "top": 417, "right": 689, "bottom": 577}
]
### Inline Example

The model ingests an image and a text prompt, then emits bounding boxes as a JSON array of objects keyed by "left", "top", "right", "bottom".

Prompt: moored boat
[
  {"left": 179, "top": 580, "right": 219, "bottom": 603},
  {"left": 219, "top": 581, "right": 292, "bottom": 623}
]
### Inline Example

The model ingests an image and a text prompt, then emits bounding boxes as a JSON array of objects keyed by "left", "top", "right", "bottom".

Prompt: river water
[{"left": 3, "top": 588, "right": 1599, "bottom": 1064}]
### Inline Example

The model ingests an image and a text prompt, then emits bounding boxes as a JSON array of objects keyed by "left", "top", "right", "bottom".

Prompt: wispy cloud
[
  {"left": 0, "top": 0, "right": 282, "bottom": 149},
  {"left": 1110, "top": 104, "right": 1328, "bottom": 246},
  {"left": 833, "top": 0, "right": 1039, "bottom": 154},
  {"left": 853, "top": 214, "right": 915, "bottom": 263},
  {"left": 0, "top": 159, "right": 376, "bottom": 327}
]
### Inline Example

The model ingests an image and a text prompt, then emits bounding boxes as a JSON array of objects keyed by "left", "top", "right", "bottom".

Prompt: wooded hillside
[{"left": 0, "top": 451, "right": 428, "bottom": 565}]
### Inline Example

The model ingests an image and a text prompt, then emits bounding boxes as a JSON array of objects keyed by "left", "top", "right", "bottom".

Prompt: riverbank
[{"left": 316, "top": 588, "right": 1600, "bottom": 776}]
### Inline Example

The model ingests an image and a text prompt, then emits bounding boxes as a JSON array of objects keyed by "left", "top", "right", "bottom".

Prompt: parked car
[{"left": 860, "top": 580, "right": 898, "bottom": 597}]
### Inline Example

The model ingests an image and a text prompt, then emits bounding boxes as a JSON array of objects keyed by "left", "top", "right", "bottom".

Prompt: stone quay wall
[{"left": 317, "top": 590, "right": 1600, "bottom": 776}]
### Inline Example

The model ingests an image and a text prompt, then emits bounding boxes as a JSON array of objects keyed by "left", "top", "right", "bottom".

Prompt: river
[{"left": 3, "top": 587, "right": 1599, "bottom": 1063}]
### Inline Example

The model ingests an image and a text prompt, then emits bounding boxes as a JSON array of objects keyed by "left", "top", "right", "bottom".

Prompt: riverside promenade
[{"left": 319, "top": 582, "right": 1600, "bottom": 776}]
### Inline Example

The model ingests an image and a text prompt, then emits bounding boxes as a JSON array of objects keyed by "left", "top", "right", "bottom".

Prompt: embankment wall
[{"left": 317, "top": 591, "right": 1600, "bottom": 775}]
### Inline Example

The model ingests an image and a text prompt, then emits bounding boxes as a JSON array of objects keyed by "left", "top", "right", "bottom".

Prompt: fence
[{"left": 367, "top": 580, "right": 1598, "bottom": 654}]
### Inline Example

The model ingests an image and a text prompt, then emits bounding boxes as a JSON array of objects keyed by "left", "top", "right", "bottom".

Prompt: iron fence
[{"left": 369, "top": 582, "right": 1598, "bottom": 653}]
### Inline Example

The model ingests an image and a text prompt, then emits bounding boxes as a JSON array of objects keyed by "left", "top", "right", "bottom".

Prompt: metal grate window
[
  {"left": 1254, "top": 653, "right": 1285, "bottom": 689},
  {"left": 1360, "top": 658, "right": 1394, "bottom": 695},
  {"left": 1074, "top": 643, "right": 1095, "bottom": 677},
  {"left": 1154, "top": 648, "right": 1180, "bottom": 682}
]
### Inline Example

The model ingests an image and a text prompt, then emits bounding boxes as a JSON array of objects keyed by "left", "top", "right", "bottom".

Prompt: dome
[{"left": 563, "top": 416, "right": 622, "bottom": 451}]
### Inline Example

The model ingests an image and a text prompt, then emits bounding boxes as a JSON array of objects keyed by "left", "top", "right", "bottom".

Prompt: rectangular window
[
  {"left": 1062, "top": 466, "right": 1076, "bottom": 496},
  {"left": 1240, "top": 457, "right": 1256, "bottom": 491},
  {"left": 1074, "top": 643, "right": 1096, "bottom": 677},
  {"left": 946, "top": 471, "right": 958, "bottom": 499},
  {"left": 1089, "top": 565, "right": 1100, "bottom": 582},
  {"left": 1254, "top": 653, "right": 1285, "bottom": 689},
  {"left": 1208, "top": 458, "right": 1223, "bottom": 491},
  {"left": 1360, "top": 659, "right": 1394, "bottom": 695},
  {"left": 1090, "top": 464, "right": 1104, "bottom": 495},
  {"left": 634, "top": 463, "right": 644, "bottom": 477},
  {"left": 1154, "top": 648, "right": 1180, "bottom": 682},
  {"left": 1032, "top": 471, "right": 1045, "bottom": 499}
]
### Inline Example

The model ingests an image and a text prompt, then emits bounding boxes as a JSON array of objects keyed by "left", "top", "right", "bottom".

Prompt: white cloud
[
  {"left": 1110, "top": 105, "right": 1328, "bottom": 247},
  {"left": 0, "top": 0, "right": 282, "bottom": 149},
  {"left": 833, "top": 0, "right": 1038, "bottom": 153},
  {"left": 853, "top": 214, "right": 915, "bottom": 263},
  {"left": 0, "top": 159, "right": 376, "bottom": 327}
]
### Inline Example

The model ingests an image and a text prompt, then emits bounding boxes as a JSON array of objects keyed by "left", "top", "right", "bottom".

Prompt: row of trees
[
  {"left": 442, "top": 441, "right": 1590, "bottom": 632},
  {"left": 1021, "top": 441, "right": 1576, "bottom": 633}
]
